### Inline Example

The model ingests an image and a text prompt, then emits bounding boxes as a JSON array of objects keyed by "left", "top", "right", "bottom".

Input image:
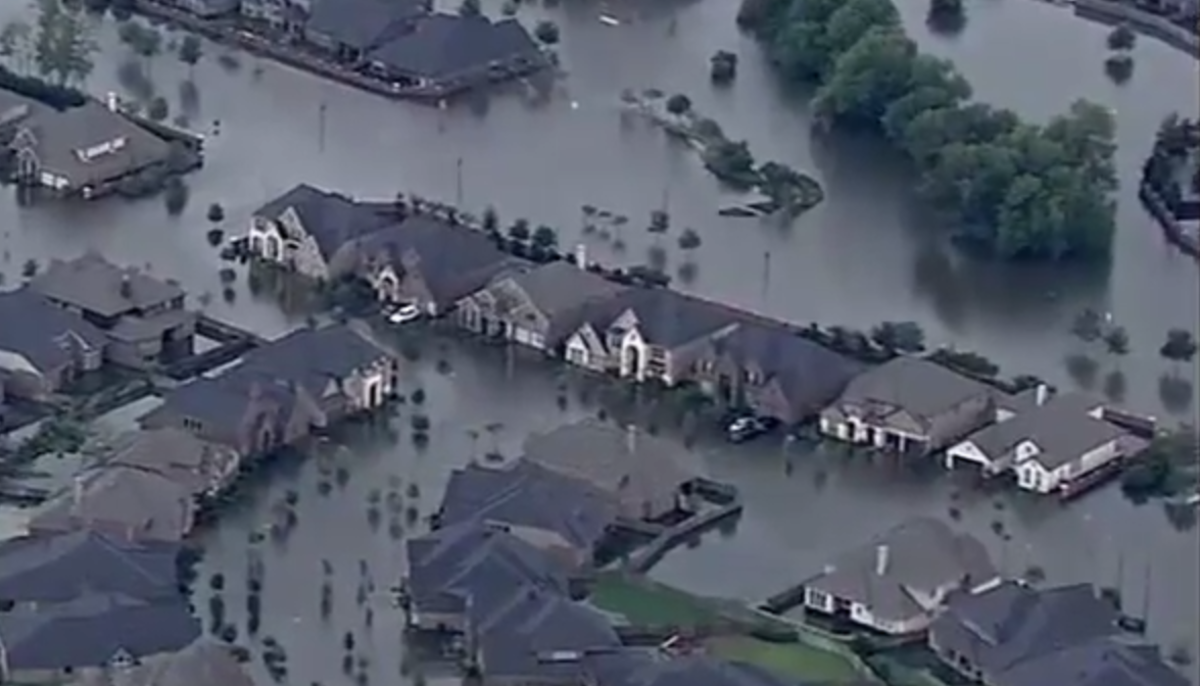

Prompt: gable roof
[
  {"left": 438, "top": 460, "right": 621, "bottom": 550},
  {"left": 0, "top": 286, "right": 106, "bottom": 373},
  {"left": 522, "top": 420, "right": 697, "bottom": 518},
  {"left": 253, "top": 184, "right": 398, "bottom": 260},
  {"left": 405, "top": 520, "right": 569, "bottom": 618},
  {"left": 28, "top": 464, "right": 193, "bottom": 543},
  {"left": 834, "top": 356, "right": 993, "bottom": 423},
  {"left": 358, "top": 214, "right": 523, "bottom": 307},
  {"left": 0, "top": 592, "right": 200, "bottom": 671},
  {"left": 68, "top": 639, "right": 255, "bottom": 686},
  {"left": 30, "top": 252, "right": 184, "bottom": 318},
  {"left": 367, "top": 14, "right": 540, "bottom": 80},
  {"left": 584, "top": 287, "right": 746, "bottom": 349},
  {"left": 474, "top": 584, "right": 621, "bottom": 680},
  {"left": 804, "top": 517, "right": 997, "bottom": 623},
  {"left": 932, "top": 581, "right": 1122, "bottom": 676},
  {"left": 14, "top": 101, "right": 172, "bottom": 188},
  {"left": 712, "top": 321, "right": 863, "bottom": 416},
  {"left": 307, "top": 0, "right": 428, "bottom": 50},
  {"left": 964, "top": 394, "right": 1126, "bottom": 468},
  {"left": 104, "top": 428, "right": 238, "bottom": 497},
  {"left": 138, "top": 370, "right": 301, "bottom": 446},
  {"left": 994, "top": 638, "right": 1189, "bottom": 686},
  {"left": 484, "top": 261, "right": 629, "bottom": 344},
  {"left": 0, "top": 530, "right": 179, "bottom": 604},
  {"left": 237, "top": 323, "right": 391, "bottom": 395}
]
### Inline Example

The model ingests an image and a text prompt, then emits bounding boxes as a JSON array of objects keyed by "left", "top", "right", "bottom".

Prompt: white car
[{"left": 387, "top": 304, "right": 422, "bottom": 325}]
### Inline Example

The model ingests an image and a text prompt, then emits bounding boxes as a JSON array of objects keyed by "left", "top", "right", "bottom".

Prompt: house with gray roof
[
  {"left": 30, "top": 252, "right": 196, "bottom": 369},
  {"left": 0, "top": 592, "right": 200, "bottom": 682},
  {"left": 436, "top": 459, "right": 622, "bottom": 566},
  {"left": 9, "top": 100, "right": 175, "bottom": 198},
  {"left": 138, "top": 370, "right": 323, "bottom": 459},
  {"left": 346, "top": 213, "right": 524, "bottom": 315},
  {"left": 0, "top": 530, "right": 179, "bottom": 608},
  {"left": 304, "top": 0, "right": 430, "bottom": 61},
  {"left": 946, "top": 390, "right": 1141, "bottom": 495},
  {"left": 0, "top": 286, "right": 106, "bottom": 402},
  {"left": 562, "top": 287, "right": 747, "bottom": 386},
  {"left": 798, "top": 517, "right": 999, "bottom": 635},
  {"left": 68, "top": 638, "right": 255, "bottom": 686},
  {"left": 139, "top": 323, "right": 393, "bottom": 456},
  {"left": 364, "top": 14, "right": 544, "bottom": 96},
  {"left": 818, "top": 356, "right": 999, "bottom": 456},
  {"left": 992, "top": 637, "right": 1189, "bottom": 686},
  {"left": 104, "top": 428, "right": 242, "bottom": 500},
  {"left": 246, "top": 183, "right": 400, "bottom": 281},
  {"left": 404, "top": 520, "right": 570, "bottom": 633},
  {"left": 929, "top": 580, "right": 1123, "bottom": 682},
  {"left": 456, "top": 261, "right": 629, "bottom": 353},
  {"left": 469, "top": 583, "right": 621, "bottom": 685},
  {"left": 694, "top": 320, "right": 864, "bottom": 425},
  {"left": 523, "top": 420, "right": 699, "bottom": 521},
  {"left": 26, "top": 464, "right": 196, "bottom": 543}
]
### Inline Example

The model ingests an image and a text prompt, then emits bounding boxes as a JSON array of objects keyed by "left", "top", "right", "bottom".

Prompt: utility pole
[
  {"left": 455, "top": 157, "right": 464, "bottom": 208},
  {"left": 761, "top": 251, "right": 771, "bottom": 300},
  {"left": 318, "top": 101, "right": 327, "bottom": 153}
]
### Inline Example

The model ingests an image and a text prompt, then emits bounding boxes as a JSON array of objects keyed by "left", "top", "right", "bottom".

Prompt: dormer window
[{"left": 74, "top": 137, "right": 127, "bottom": 162}]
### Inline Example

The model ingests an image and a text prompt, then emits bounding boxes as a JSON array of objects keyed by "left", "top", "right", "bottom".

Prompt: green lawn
[
  {"left": 708, "top": 635, "right": 863, "bottom": 683},
  {"left": 589, "top": 572, "right": 720, "bottom": 625}
]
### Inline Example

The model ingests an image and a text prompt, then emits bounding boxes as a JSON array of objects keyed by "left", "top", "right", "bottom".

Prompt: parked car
[
  {"left": 726, "top": 415, "right": 777, "bottom": 443},
  {"left": 388, "top": 303, "right": 422, "bottom": 325}
]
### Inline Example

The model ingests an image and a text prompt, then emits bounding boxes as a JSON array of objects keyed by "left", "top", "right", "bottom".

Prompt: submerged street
[{"left": 0, "top": 0, "right": 1196, "bottom": 682}]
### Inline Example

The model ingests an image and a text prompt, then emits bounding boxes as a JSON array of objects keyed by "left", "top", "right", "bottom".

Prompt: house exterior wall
[
  {"left": 1016, "top": 438, "right": 1122, "bottom": 494},
  {"left": 247, "top": 213, "right": 330, "bottom": 280},
  {"left": 820, "top": 392, "right": 993, "bottom": 455},
  {"left": 0, "top": 354, "right": 62, "bottom": 401},
  {"left": 367, "top": 258, "right": 439, "bottom": 314},
  {"left": 563, "top": 326, "right": 606, "bottom": 372}
]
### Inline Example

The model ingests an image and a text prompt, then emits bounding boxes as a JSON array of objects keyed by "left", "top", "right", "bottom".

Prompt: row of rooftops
[
  {"left": 403, "top": 422, "right": 811, "bottom": 686},
  {"left": 0, "top": 528, "right": 252, "bottom": 683}
]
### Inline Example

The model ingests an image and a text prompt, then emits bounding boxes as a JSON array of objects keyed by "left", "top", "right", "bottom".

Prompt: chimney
[
  {"left": 1035, "top": 383, "right": 1049, "bottom": 407},
  {"left": 875, "top": 544, "right": 889, "bottom": 576},
  {"left": 625, "top": 424, "right": 637, "bottom": 454},
  {"left": 574, "top": 243, "right": 588, "bottom": 269}
]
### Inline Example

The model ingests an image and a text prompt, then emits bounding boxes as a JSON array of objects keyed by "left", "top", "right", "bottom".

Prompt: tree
[
  {"left": 710, "top": 50, "right": 738, "bottom": 83},
  {"left": 507, "top": 219, "right": 530, "bottom": 242},
  {"left": 703, "top": 139, "right": 758, "bottom": 188},
  {"left": 482, "top": 206, "right": 499, "bottom": 233},
  {"left": 178, "top": 34, "right": 202, "bottom": 75},
  {"left": 534, "top": 20, "right": 559, "bottom": 45},
  {"left": 0, "top": 20, "right": 33, "bottom": 74},
  {"left": 147, "top": 95, "right": 169, "bottom": 122},
  {"left": 207, "top": 202, "right": 225, "bottom": 224},
  {"left": 459, "top": 0, "right": 481, "bottom": 17},
  {"left": 1104, "top": 53, "right": 1133, "bottom": 84},
  {"left": 32, "top": 0, "right": 97, "bottom": 86},
  {"left": 926, "top": 0, "right": 965, "bottom": 35},
  {"left": 164, "top": 177, "right": 188, "bottom": 215},
  {"left": 813, "top": 28, "right": 918, "bottom": 126},
  {"left": 1070, "top": 308, "right": 1104, "bottom": 345},
  {"left": 870, "top": 321, "right": 926, "bottom": 353},
  {"left": 665, "top": 93, "right": 692, "bottom": 116},
  {"left": 1106, "top": 24, "right": 1136, "bottom": 51},
  {"left": 1160, "top": 328, "right": 1197, "bottom": 373},
  {"left": 1103, "top": 325, "right": 1129, "bottom": 365},
  {"left": 531, "top": 225, "right": 558, "bottom": 250}
]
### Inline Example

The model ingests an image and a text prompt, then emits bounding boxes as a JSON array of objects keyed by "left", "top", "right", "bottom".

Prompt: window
[
  {"left": 805, "top": 587, "right": 831, "bottom": 609},
  {"left": 566, "top": 345, "right": 587, "bottom": 366}
]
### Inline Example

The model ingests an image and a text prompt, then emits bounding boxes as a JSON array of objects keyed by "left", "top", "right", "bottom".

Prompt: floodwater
[{"left": 0, "top": 0, "right": 1197, "bottom": 681}]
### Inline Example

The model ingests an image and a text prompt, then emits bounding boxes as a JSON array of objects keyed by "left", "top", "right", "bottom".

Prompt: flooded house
[
  {"left": 139, "top": 323, "right": 397, "bottom": 458},
  {"left": 363, "top": 14, "right": 544, "bottom": 95},
  {"left": 796, "top": 517, "right": 999, "bottom": 636},
  {"left": 818, "top": 356, "right": 1001, "bottom": 456},
  {"left": 303, "top": 0, "right": 430, "bottom": 63},
  {"left": 7, "top": 100, "right": 177, "bottom": 199},
  {"left": 0, "top": 287, "right": 106, "bottom": 403},
  {"left": 29, "top": 252, "right": 197, "bottom": 369}
]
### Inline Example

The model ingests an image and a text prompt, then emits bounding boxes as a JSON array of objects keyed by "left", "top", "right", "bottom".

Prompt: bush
[
  {"left": 206, "top": 228, "right": 224, "bottom": 247},
  {"left": 710, "top": 50, "right": 738, "bottom": 84},
  {"left": 666, "top": 93, "right": 692, "bottom": 116},
  {"left": 207, "top": 202, "right": 225, "bottom": 223}
]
